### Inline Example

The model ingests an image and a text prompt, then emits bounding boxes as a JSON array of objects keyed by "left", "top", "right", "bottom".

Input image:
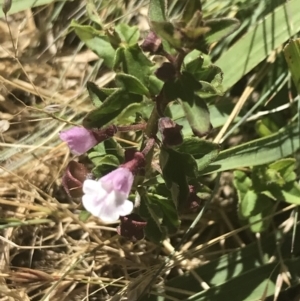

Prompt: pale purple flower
[
  {"left": 59, "top": 127, "right": 97, "bottom": 155},
  {"left": 82, "top": 167, "right": 134, "bottom": 223}
]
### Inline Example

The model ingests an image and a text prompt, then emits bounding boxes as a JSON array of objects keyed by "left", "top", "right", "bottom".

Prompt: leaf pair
[{"left": 234, "top": 158, "right": 300, "bottom": 232}]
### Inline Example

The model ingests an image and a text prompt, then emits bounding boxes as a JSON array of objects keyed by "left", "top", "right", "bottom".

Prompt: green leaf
[
  {"left": 198, "top": 80, "right": 223, "bottom": 98},
  {"left": 151, "top": 21, "right": 183, "bottom": 49},
  {"left": 269, "top": 158, "right": 296, "bottom": 183},
  {"left": 159, "top": 147, "right": 196, "bottom": 207},
  {"left": 116, "top": 102, "right": 153, "bottom": 124},
  {"left": 103, "top": 138, "right": 124, "bottom": 161},
  {"left": 201, "top": 123, "right": 300, "bottom": 174},
  {"left": 216, "top": 0, "right": 300, "bottom": 91},
  {"left": 115, "top": 23, "right": 139, "bottom": 45},
  {"left": 91, "top": 155, "right": 120, "bottom": 178},
  {"left": 255, "top": 118, "right": 279, "bottom": 137},
  {"left": 281, "top": 182, "right": 300, "bottom": 205},
  {"left": 71, "top": 20, "right": 115, "bottom": 68},
  {"left": 144, "top": 217, "right": 166, "bottom": 243},
  {"left": 180, "top": 94, "right": 212, "bottom": 137},
  {"left": 283, "top": 38, "right": 300, "bottom": 94},
  {"left": 184, "top": 50, "right": 202, "bottom": 65},
  {"left": 88, "top": 152, "right": 119, "bottom": 169},
  {"left": 184, "top": 55, "right": 204, "bottom": 75},
  {"left": 170, "top": 101, "right": 240, "bottom": 136},
  {"left": 148, "top": 0, "right": 167, "bottom": 23},
  {"left": 121, "top": 44, "right": 154, "bottom": 87},
  {"left": 148, "top": 193, "right": 180, "bottom": 231},
  {"left": 233, "top": 170, "right": 252, "bottom": 202},
  {"left": 115, "top": 73, "right": 150, "bottom": 96},
  {"left": 187, "top": 61, "right": 223, "bottom": 84},
  {"left": 181, "top": 0, "right": 202, "bottom": 24},
  {"left": 86, "top": 0, "right": 102, "bottom": 26},
  {"left": 139, "top": 192, "right": 166, "bottom": 243},
  {"left": 252, "top": 166, "right": 284, "bottom": 190},
  {"left": 175, "top": 138, "right": 220, "bottom": 171},
  {"left": 148, "top": 75, "right": 164, "bottom": 96},
  {"left": 184, "top": 55, "right": 224, "bottom": 97},
  {"left": 204, "top": 18, "right": 240, "bottom": 45},
  {"left": 237, "top": 189, "right": 274, "bottom": 233},
  {"left": 87, "top": 82, "right": 117, "bottom": 107},
  {"left": 239, "top": 190, "right": 258, "bottom": 219},
  {"left": 79, "top": 210, "right": 91, "bottom": 222},
  {"left": 178, "top": 73, "right": 212, "bottom": 136},
  {"left": 113, "top": 47, "right": 124, "bottom": 70},
  {"left": 0, "top": 0, "right": 56, "bottom": 17},
  {"left": 83, "top": 89, "right": 143, "bottom": 128}
]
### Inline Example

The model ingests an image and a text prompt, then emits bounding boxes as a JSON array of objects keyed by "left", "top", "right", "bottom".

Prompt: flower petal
[
  {"left": 82, "top": 193, "right": 104, "bottom": 217},
  {"left": 82, "top": 180, "right": 108, "bottom": 217},
  {"left": 97, "top": 191, "right": 122, "bottom": 223},
  {"left": 117, "top": 199, "right": 134, "bottom": 216},
  {"left": 82, "top": 179, "right": 101, "bottom": 195},
  {"left": 59, "top": 127, "right": 97, "bottom": 155},
  {"left": 101, "top": 167, "right": 134, "bottom": 196}
]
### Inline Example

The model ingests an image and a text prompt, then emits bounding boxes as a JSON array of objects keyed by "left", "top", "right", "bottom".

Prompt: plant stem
[{"left": 117, "top": 123, "right": 146, "bottom": 132}]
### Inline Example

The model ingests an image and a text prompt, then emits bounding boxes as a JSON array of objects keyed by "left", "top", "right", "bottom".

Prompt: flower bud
[
  {"left": 158, "top": 117, "right": 183, "bottom": 147},
  {"left": 181, "top": 185, "right": 204, "bottom": 213},
  {"left": 122, "top": 151, "right": 146, "bottom": 175},
  {"left": 155, "top": 62, "right": 177, "bottom": 82},
  {"left": 117, "top": 213, "right": 147, "bottom": 241},
  {"left": 141, "top": 31, "right": 162, "bottom": 54},
  {"left": 59, "top": 125, "right": 117, "bottom": 155},
  {"left": 62, "top": 161, "right": 89, "bottom": 198}
]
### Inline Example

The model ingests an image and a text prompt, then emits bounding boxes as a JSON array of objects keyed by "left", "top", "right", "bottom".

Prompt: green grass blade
[
  {"left": 201, "top": 122, "right": 300, "bottom": 174},
  {"left": 0, "top": 0, "right": 60, "bottom": 16},
  {"left": 284, "top": 38, "right": 300, "bottom": 94},
  {"left": 216, "top": 0, "right": 300, "bottom": 91}
]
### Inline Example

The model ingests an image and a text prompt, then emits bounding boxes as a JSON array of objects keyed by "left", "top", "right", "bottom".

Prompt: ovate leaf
[
  {"left": 121, "top": 44, "right": 154, "bottom": 87},
  {"left": 115, "top": 23, "right": 139, "bottom": 45},
  {"left": 239, "top": 190, "right": 258, "bottom": 220},
  {"left": 87, "top": 82, "right": 117, "bottom": 107},
  {"left": 180, "top": 94, "right": 212, "bottom": 137},
  {"left": 83, "top": 89, "right": 143, "bottom": 128},
  {"left": 71, "top": 20, "right": 115, "bottom": 68},
  {"left": 269, "top": 158, "right": 296, "bottom": 183},
  {"left": 281, "top": 183, "right": 300, "bottom": 205},
  {"left": 148, "top": 0, "right": 167, "bottom": 23},
  {"left": 239, "top": 191, "right": 274, "bottom": 233},
  {"left": 178, "top": 72, "right": 212, "bottom": 136},
  {"left": 148, "top": 193, "right": 180, "bottom": 231},
  {"left": 159, "top": 147, "right": 197, "bottom": 207},
  {"left": 91, "top": 155, "right": 120, "bottom": 178},
  {"left": 151, "top": 21, "right": 183, "bottom": 49},
  {"left": 115, "top": 73, "right": 150, "bottom": 96},
  {"left": 139, "top": 192, "right": 166, "bottom": 243},
  {"left": 181, "top": 0, "right": 202, "bottom": 24},
  {"left": 234, "top": 170, "right": 252, "bottom": 202}
]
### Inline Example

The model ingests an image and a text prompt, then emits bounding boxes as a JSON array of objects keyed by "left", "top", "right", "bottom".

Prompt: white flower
[{"left": 82, "top": 167, "right": 134, "bottom": 223}]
